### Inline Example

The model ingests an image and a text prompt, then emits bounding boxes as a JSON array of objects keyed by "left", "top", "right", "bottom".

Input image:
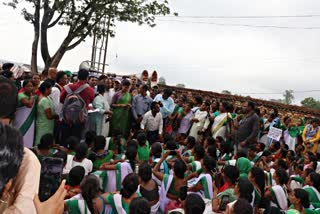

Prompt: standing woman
[
  {"left": 210, "top": 102, "right": 232, "bottom": 141},
  {"left": 110, "top": 79, "right": 131, "bottom": 136},
  {"left": 35, "top": 81, "right": 58, "bottom": 146},
  {"left": 177, "top": 101, "right": 194, "bottom": 135},
  {"left": 93, "top": 84, "right": 112, "bottom": 137},
  {"left": 260, "top": 113, "right": 275, "bottom": 146},
  {"left": 32, "top": 73, "right": 41, "bottom": 96},
  {"left": 282, "top": 116, "right": 299, "bottom": 151},
  {"left": 18, "top": 73, "right": 41, "bottom": 96},
  {"left": 12, "top": 79, "right": 37, "bottom": 148},
  {"left": 302, "top": 118, "right": 320, "bottom": 153}
]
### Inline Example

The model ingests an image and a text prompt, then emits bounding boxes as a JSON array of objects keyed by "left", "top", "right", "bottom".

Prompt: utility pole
[
  {"left": 91, "top": 32, "right": 97, "bottom": 68},
  {"left": 97, "top": 16, "right": 107, "bottom": 72},
  {"left": 102, "top": 16, "right": 111, "bottom": 74}
]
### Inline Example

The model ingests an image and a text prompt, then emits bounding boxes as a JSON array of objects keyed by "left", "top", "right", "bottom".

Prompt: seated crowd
[{"left": 0, "top": 63, "right": 320, "bottom": 214}]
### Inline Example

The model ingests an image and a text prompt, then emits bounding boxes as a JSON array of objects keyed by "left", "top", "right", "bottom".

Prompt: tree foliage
[
  {"left": 301, "top": 97, "right": 320, "bottom": 109},
  {"left": 269, "top": 99, "right": 284, "bottom": 104},
  {"left": 221, "top": 90, "right": 232, "bottom": 95},
  {"left": 5, "top": 0, "right": 173, "bottom": 72},
  {"left": 176, "top": 83, "right": 185, "bottom": 88},
  {"left": 283, "top": 90, "right": 294, "bottom": 105},
  {"left": 158, "top": 76, "right": 166, "bottom": 85}
]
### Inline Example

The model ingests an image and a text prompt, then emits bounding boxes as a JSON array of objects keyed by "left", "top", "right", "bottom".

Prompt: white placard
[{"left": 267, "top": 127, "right": 283, "bottom": 141}]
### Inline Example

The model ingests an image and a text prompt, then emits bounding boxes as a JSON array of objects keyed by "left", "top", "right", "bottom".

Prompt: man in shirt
[
  {"left": 154, "top": 88, "right": 174, "bottom": 126},
  {"left": 141, "top": 101, "right": 163, "bottom": 145},
  {"left": 44, "top": 67, "right": 57, "bottom": 87},
  {"left": 60, "top": 69, "right": 95, "bottom": 146},
  {"left": 51, "top": 71, "right": 68, "bottom": 119},
  {"left": 50, "top": 71, "right": 68, "bottom": 144},
  {"left": 60, "top": 69, "right": 95, "bottom": 109},
  {"left": 132, "top": 84, "right": 153, "bottom": 130},
  {"left": 235, "top": 101, "right": 260, "bottom": 152},
  {"left": 88, "top": 75, "right": 98, "bottom": 94},
  {"left": 104, "top": 78, "right": 115, "bottom": 105},
  {"left": 191, "top": 95, "right": 203, "bottom": 113}
]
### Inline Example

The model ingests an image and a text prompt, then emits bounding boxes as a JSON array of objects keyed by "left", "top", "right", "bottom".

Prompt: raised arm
[{"left": 152, "top": 151, "right": 170, "bottom": 181}]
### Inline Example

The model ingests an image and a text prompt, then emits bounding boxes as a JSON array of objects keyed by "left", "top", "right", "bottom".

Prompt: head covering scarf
[
  {"left": 237, "top": 157, "right": 252, "bottom": 178},
  {"left": 64, "top": 70, "right": 73, "bottom": 77}
]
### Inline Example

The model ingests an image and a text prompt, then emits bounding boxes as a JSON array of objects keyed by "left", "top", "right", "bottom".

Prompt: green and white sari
[
  {"left": 304, "top": 185, "right": 320, "bottom": 208},
  {"left": 211, "top": 112, "right": 232, "bottom": 141},
  {"left": 253, "top": 187, "right": 262, "bottom": 207},
  {"left": 287, "top": 204, "right": 320, "bottom": 214},
  {"left": 159, "top": 174, "right": 174, "bottom": 213},
  {"left": 92, "top": 162, "right": 133, "bottom": 193},
  {"left": 290, "top": 175, "right": 304, "bottom": 190},
  {"left": 110, "top": 91, "right": 131, "bottom": 135},
  {"left": 192, "top": 174, "right": 213, "bottom": 199},
  {"left": 217, "top": 188, "right": 237, "bottom": 202},
  {"left": 105, "top": 193, "right": 140, "bottom": 214},
  {"left": 12, "top": 93, "right": 37, "bottom": 148},
  {"left": 270, "top": 185, "right": 288, "bottom": 211},
  {"left": 190, "top": 160, "right": 202, "bottom": 172},
  {"left": 65, "top": 195, "right": 108, "bottom": 214},
  {"left": 237, "top": 157, "right": 252, "bottom": 179}
]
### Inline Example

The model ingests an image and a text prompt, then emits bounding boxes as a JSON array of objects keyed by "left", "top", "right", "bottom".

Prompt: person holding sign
[
  {"left": 267, "top": 127, "right": 283, "bottom": 142},
  {"left": 302, "top": 118, "right": 320, "bottom": 153}
]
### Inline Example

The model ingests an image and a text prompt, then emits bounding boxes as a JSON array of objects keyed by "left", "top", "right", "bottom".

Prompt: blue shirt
[
  {"left": 154, "top": 94, "right": 174, "bottom": 119},
  {"left": 132, "top": 94, "right": 153, "bottom": 119}
]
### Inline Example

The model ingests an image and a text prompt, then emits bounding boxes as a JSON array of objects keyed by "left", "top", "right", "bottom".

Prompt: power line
[
  {"left": 156, "top": 19, "right": 320, "bottom": 30},
  {"left": 238, "top": 90, "right": 320, "bottom": 95},
  {"left": 157, "top": 15, "right": 320, "bottom": 19}
]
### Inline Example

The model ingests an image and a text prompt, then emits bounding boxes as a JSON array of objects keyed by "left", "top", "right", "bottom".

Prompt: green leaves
[
  {"left": 5, "top": 0, "right": 172, "bottom": 71},
  {"left": 301, "top": 97, "right": 320, "bottom": 109}
]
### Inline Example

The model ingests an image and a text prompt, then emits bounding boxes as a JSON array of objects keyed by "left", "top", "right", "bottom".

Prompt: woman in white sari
[
  {"left": 210, "top": 102, "right": 232, "bottom": 141},
  {"left": 92, "top": 84, "right": 112, "bottom": 137},
  {"left": 95, "top": 144, "right": 136, "bottom": 193},
  {"left": 102, "top": 173, "right": 141, "bottom": 214},
  {"left": 13, "top": 79, "right": 37, "bottom": 148},
  {"left": 64, "top": 175, "right": 109, "bottom": 214},
  {"left": 259, "top": 113, "right": 275, "bottom": 145},
  {"left": 153, "top": 150, "right": 188, "bottom": 213},
  {"left": 303, "top": 172, "right": 320, "bottom": 208},
  {"left": 224, "top": 178, "right": 254, "bottom": 214},
  {"left": 265, "top": 168, "right": 289, "bottom": 212},
  {"left": 187, "top": 155, "right": 215, "bottom": 200},
  {"left": 189, "top": 101, "right": 210, "bottom": 142}
]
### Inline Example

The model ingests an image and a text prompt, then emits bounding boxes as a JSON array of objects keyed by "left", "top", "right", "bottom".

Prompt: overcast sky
[{"left": 1, "top": 0, "right": 320, "bottom": 104}]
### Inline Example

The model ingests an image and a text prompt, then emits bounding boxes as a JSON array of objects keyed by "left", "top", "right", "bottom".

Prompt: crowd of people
[{"left": 0, "top": 62, "right": 320, "bottom": 214}]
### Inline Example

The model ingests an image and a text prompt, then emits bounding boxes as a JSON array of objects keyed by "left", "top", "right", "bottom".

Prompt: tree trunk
[
  {"left": 45, "top": 36, "right": 73, "bottom": 70},
  {"left": 31, "top": 0, "right": 40, "bottom": 73},
  {"left": 40, "top": 3, "right": 53, "bottom": 76},
  {"left": 31, "top": 32, "right": 39, "bottom": 73}
]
